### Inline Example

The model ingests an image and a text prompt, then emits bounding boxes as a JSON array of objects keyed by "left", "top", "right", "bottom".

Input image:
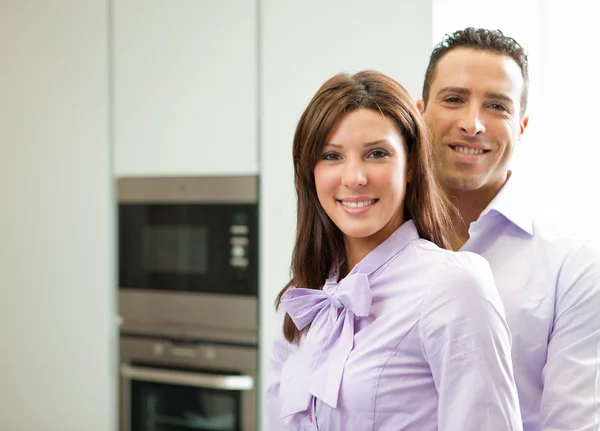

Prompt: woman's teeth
[{"left": 340, "top": 200, "right": 376, "bottom": 208}]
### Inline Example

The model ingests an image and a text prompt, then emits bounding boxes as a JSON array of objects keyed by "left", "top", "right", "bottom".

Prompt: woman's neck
[{"left": 341, "top": 216, "right": 404, "bottom": 278}]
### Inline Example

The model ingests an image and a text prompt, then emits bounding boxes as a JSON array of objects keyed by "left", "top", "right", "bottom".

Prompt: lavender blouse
[{"left": 265, "top": 220, "right": 522, "bottom": 430}]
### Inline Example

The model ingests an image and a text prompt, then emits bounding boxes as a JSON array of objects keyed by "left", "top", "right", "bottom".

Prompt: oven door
[{"left": 120, "top": 337, "right": 257, "bottom": 431}]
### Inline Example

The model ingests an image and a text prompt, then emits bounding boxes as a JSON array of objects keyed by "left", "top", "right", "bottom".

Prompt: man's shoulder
[
  {"left": 530, "top": 215, "right": 598, "bottom": 257},
  {"left": 529, "top": 216, "right": 600, "bottom": 291},
  {"left": 478, "top": 211, "right": 598, "bottom": 290}
]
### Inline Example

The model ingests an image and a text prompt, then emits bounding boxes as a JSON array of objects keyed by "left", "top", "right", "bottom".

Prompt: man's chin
[{"left": 440, "top": 172, "right": 486, "bottom": 193}]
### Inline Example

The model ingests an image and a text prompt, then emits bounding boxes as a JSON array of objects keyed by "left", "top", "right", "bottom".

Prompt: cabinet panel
[{"left": 113, "top": 0, "right": 258, "bottom": 176}]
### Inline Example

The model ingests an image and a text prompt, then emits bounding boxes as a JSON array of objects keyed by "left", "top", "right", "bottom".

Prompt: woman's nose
[{"left": 341, "top": 159, "right": 367, "bottom": 188}]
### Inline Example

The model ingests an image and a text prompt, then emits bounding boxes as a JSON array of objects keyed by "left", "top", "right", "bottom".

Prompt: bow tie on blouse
[{"left": 278, "top": 273, "right": 373, "bottom": 418}]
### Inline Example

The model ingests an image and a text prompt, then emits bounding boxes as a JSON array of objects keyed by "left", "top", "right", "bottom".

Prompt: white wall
[
  {"left": 258, "top": 1, "right": 433, "bottom": 427},
  {"left": 0, "top": 2, "right": 116, "bottom": 430},
  {"left": 535, "top": 0, "right": 600, "bottom": 238}
]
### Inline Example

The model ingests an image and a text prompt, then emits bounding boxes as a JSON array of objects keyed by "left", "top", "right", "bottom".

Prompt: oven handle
[{"left": 120, "top": 363, "right": 254, "bottom": 391}]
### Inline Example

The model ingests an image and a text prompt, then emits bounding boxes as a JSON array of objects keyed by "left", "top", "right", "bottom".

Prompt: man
[{"left": 417, "top": 27, "right": 600, "bottom": 430}]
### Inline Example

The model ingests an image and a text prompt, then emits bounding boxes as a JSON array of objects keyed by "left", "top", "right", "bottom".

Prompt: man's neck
[{"left": 446, "top": 175, "right": 510, "bottom": 251}]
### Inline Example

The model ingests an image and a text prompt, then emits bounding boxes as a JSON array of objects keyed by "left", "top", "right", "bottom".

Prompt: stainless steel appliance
[
  {"left": 119, "top": 337, "right": 257, "bottom": 431},
  {"left": 118, "top": 176, "right": 259, "bottom": 344},
  {"left": 117, "top": 176, "right": 259, "bottom": 431}
]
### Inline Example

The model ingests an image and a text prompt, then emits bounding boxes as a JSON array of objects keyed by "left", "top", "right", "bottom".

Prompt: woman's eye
[
  {"left": 367, "top": 150, "right": 388, "bottom": 159},
  {"left": 321, "top": 152, "right": 340, "bottom": 161}
]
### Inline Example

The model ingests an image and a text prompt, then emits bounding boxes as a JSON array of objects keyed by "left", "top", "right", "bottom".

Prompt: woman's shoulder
[
  {"left": 410, "top": 239, "right": 497, "bottom": 298},
  {"left": 411, "top": 237, "right": 489, "bottom": 267}
]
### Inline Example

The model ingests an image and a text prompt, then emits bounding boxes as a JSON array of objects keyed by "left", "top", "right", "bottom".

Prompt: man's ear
[
  {"left": 416, "top": 99, "right": 425, "bottom": 115},
  {"left": 520, "top": 116, "right": 529, "bottom": 135}
]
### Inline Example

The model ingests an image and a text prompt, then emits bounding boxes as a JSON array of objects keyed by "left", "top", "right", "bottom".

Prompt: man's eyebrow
[
  {"left": 484, "top": 91, "right": 514, "bottom": 104},
  {"left": 437, "top": 87, "right": 515, "bottom": 104},
  {"left": 437, "top": 86, "right": 470, "bottom": 96}
]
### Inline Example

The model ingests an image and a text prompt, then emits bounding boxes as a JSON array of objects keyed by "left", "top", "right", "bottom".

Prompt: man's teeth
[
  {"left": 341, "top": 200, "right": 375, "bottom": 208},
  {"left": 454, "top": 146, "right": 485, "bottom": 155}
]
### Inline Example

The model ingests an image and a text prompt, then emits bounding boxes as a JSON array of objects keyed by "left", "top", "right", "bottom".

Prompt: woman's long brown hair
[{"left": 276, "top": 70, "right": 458, "bottom": 343}]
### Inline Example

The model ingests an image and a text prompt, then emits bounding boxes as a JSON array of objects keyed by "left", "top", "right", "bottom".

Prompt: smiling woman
[
  {"left": 313, "top": 108, "right": 411, "bottom": 268},
  {"left": 264, "top": 70, "right": 524, "bottom": 431}
]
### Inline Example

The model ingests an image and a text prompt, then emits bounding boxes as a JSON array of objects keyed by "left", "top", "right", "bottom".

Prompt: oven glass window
[
  {"left": 119, "top": 204, "right": 258, "bottom": 296},
  {"left": 131, "top": 380, "right": 241, "bottom": 431},
  {"left": 141, "top": 226, "right": 208, "bottom": 275}
]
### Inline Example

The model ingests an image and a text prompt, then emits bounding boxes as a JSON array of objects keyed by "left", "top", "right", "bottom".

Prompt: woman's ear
[
  {"left": 407, "top": 164, "right": 414, "bottom": 184},
  {"left": 406, "top": 150, "right": 416, "bottom": 183}
]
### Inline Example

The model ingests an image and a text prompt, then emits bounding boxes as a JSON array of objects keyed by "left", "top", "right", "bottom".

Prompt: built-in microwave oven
[{"left": 117, "top": 176, "right": 259, "bottom": 344}]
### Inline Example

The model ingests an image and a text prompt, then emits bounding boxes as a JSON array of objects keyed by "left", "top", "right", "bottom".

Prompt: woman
[{"left": 266, "top": 70, "right": 522, "bottom": 430}]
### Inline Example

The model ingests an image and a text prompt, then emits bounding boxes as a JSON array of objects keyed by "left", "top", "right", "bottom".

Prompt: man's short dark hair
[{"left": 422, "top": 27, "right": 529, "bottom": 117}]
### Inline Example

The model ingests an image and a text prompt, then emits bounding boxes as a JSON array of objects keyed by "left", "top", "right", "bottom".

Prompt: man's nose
[{"left": 458, "top": 105, "right": 485, "bottom": 136}]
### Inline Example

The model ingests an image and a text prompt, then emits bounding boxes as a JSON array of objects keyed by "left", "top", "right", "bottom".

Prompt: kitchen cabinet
[{"left": 113, "top": 0, "right": 258, "bottom": 177}]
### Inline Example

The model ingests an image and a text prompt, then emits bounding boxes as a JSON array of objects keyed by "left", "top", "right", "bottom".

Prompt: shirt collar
[
  {"left": 325, "top": 219, "right": 421, "bottom": 285},
  {"left": 479, "top": 171, "right": 534, "bottom": 236}
]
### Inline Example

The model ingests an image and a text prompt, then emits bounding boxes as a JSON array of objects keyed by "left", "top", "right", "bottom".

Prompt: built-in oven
[
  {"left": 117, "top": 176, "right": 259, "bottom": 344},
  {"left": 120, "top": 336, "right": 257, "bottom": 431}
]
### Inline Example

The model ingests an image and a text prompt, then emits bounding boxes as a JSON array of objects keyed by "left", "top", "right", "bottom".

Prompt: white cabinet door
[{"left": 113, "top": 0, "right": 258, "bottom": 177}]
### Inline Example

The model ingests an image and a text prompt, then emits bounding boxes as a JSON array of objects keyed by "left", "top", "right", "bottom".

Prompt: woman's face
[{"left": 314, "top": 108, "right": 412, "bottom": 247}]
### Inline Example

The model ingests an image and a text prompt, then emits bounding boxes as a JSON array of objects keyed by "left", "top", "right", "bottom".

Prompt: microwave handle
[{"left": 120, "top": 363, "right": 254, "bottom": 391}]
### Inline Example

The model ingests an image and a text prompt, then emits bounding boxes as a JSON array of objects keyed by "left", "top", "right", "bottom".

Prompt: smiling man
[{"left": 417, "top": 27, "right": 600, "bottom": 431}]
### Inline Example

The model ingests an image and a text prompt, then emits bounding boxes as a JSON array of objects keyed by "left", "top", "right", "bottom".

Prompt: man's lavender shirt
[
  {"left": 266, "top": 220, "right": 523, "bottom": 430},
  {"left": 461, "top": 173, "right": 600, "bottom": 431}
]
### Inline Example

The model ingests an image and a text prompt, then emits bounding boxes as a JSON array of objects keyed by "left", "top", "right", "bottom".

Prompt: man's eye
[
  {"left": 489, "top": 103, "right": 507, "bottom": 111},
  {"left": 444, "top": 96, "right": 462, "bottom": 104},
  {"left": 321, "top": 152, "right": 340, "bottom": 161},
  {"left": 367, "top": 150, "right": 388, "bottom": 159}
]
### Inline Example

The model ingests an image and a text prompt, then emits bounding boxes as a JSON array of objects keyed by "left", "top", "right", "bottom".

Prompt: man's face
[{"left": 418, "top": 48, "right": 528, "bottom": 195}]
